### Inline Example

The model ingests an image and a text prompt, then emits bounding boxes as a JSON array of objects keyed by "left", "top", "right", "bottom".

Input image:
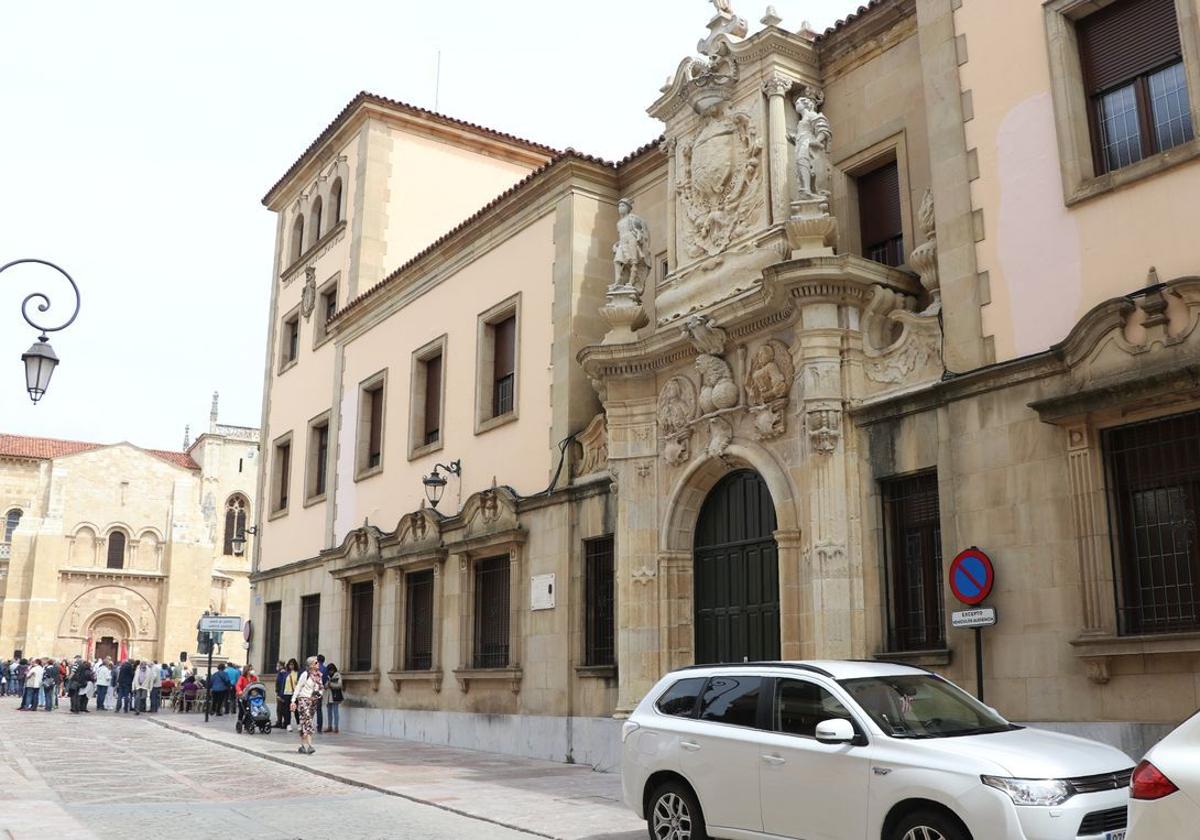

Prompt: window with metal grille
[
  {"left": 107, "top": 530, "right": 126, "bottom": 569},
  {"left": 492, "top": 315, "right": 516, "bottom": 417},
  {"left": 1104, "top": 410, "right": 1200, "bottom": 634},
  {"left": 299, "top": 594, "right": 320, "bottom": 661},
  {"left": 857, "top": 160, "right": 904, "bottom": 267},
  {"left": 223, "top": 495, "right": 248, "bottom": 555},
  {"left": 349, "top": 581, "right": 374, "bottom": 671},
  {"left": 263, "top": 601, "right": 282, "bottom": 673},
  {"left": 881, "top": 471, "right": 944, "bottom": 651},
  {"left": 584, "top": 535, "right": 616, "bottom": 667},
  {"left": 405, "top": 570, "right": 435, "bottom": 671},
  {"left": 424, "top": 353, "right": 442, "bottom": 446},
  {"left": 1077, "top": 0, "right": 1193, "bottom": 174},
  {"left": 473, "top": 556, "right": 510, "bottom": 668}
]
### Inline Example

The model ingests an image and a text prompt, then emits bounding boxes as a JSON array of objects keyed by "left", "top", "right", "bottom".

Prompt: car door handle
[
  {"left": 873, "top": 767, "right": 892, "bottom": 776},
  {"left": 680, "top": 740, "right": 701, "bottom": 751},
  {"left": 762, "top": 754, "right": 786, "bottom": 766}
]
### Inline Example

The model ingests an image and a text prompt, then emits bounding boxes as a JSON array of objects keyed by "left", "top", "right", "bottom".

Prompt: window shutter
[
  {"left": 1078, "top": 0, "right": 1181, "bottom": 94},
  {"left": 857, "top": 160, "right": 902, "bottom": 249},
  {"left": 424, "top": 354, "right": 442, "bottom": 435},
  {"left": 368, "top": 388, "right": 383, "bottom": 459},
  {"left": 493, "top": 316, "right": 516, "bottom": 380}
]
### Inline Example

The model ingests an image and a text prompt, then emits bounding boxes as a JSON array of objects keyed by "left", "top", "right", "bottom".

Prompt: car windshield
[{"left": 839, "top": 674, "right": 1018, "bottom": 739}]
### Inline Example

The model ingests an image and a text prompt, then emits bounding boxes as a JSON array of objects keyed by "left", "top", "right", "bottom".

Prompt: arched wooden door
[{"left": 693, "top": 469, "right": 780, "bottom": 664}]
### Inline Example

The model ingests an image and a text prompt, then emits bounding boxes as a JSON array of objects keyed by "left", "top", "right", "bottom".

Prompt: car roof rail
[
  {"left": 672, "top": 661, "right": 836, "bottom": 679},
  {"left": 844, "top": 658, "right": 935, "bottom": 674}
]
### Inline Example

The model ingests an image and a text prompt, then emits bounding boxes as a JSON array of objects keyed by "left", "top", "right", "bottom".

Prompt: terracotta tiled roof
[
  {"left": 815, "top": 0, "right": 890, "bottom": 40},
  {"left": 331, "top": 148, "right": 621, "bottom": 325},
  {"left": 0, "top": 434, "right": 199, "bottom": 470},
  {"left": 262, "top": 91, "right": 562, "bottom": 206},
  {"left": 616, "top": 136, "right": 665, "bottom": 169}
]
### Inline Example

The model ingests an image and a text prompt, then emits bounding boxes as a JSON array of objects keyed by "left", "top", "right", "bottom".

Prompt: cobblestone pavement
[{"left": 0, "top": 701, "right": 554, "bottom": 840}]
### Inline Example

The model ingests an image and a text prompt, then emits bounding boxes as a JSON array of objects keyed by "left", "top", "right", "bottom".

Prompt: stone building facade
[
  {"left": 0, "top": 396, "right": 259, "bottom": 664},
  {"left": 252, "top": 0, "right": 1200, "bottom": 764}
]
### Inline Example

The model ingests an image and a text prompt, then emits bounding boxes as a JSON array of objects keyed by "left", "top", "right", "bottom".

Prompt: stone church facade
[
  {"left": 252, "top": 0, "right": 1200, "bottom": 765},
  {"left": 0, "top": 396, "right": 259, "bottom": 664}
]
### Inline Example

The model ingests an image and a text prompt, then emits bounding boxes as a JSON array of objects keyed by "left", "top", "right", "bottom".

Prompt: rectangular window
[
  {"left": 282, "top": 312, "right": 300, "bottom": 367},
  {"left": 1078, "top": 0, "right": 1192, "bottom": 174},
  {"left": 1104, "top": 410, "right": 1200, "bottom": 635},
  {"left": 271, "top": 435, "right": 292, "bottom": 514},
  {"left": 492, "top": 315, "right": 516, "bottom": 417},
  {"left": 263, "top": 601, "right": 282, "bottom": 674},
  {"left": 404, "top": 569, "right": 435, "bottom": 671},
  {"left": 881, "top": 471, "right": 944, "bottom": 651},
  {"left": 857, "top": 160, "right": 904, "bottom": 267},
  {"left": 299, "top": 594, "right": 320, "bottom": 661},
  {"left": 306, "top": 415, "right": 330, "bottom": 501},
  {"left": 584, "top": 535, "right": 616, "bottom": 667},
  {"left": 314, "top": 279, "right": 338, "bottom": 345},
  {"left": 424, "top": 353, "right": 443, "bottom": 446},
  {"left": 473, "top": 555, "right": 510, "bottom": 668},
  {"left": 774, "top": 679, "right": 854, "bottom": 738},
  {"left": 349, "top": 581, "right": 374, "bottom": 672},
  {"left": 410, "top": 337, "right": 447, "bottom": 456},
  {"left": 698, "top": 675, "right": 762, "bottom": 728},
  {"left": 356, "top": 372, "right": 386, "bottom": 478}
]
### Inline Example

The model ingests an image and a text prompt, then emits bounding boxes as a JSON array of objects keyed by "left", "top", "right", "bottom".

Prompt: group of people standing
[
  {"left": 274, "top": 655, "right": 343, "bottom": 755},
  {"left": 2, "top": 656, "right": 182, "bottom": 713}
]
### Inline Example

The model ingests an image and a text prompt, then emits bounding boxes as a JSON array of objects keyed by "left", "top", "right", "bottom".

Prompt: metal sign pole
[
  {"left": 204, "top": 639, "right": 213, "bottom": 723},
  {"left": 975, "top": 627, "right": 984, "bottom": 703}
]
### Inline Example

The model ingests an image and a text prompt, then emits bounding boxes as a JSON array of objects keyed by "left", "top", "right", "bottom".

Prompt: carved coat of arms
[{"left": 677, "top": 104, "right": 763, "bottom": 259}]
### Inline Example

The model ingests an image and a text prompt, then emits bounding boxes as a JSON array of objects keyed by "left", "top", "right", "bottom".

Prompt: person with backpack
[
  {"left": 67, "top": 656, "right": 83, "bottom": 713},
  {"left": 208, "top": 664, "right": 230, "bottom": 717},
  {"left": 43, "top": 659, "right": 60, "bottom": 711},
  {"left": 323, "top": 663, "right": 343, "bottom": 734}
]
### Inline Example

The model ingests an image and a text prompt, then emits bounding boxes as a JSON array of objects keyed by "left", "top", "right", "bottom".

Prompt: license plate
[{"left": 1105, "top": 831, "right": 1125, "bottom": 840}]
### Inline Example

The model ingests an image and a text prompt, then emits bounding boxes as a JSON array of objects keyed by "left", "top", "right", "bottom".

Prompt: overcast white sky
[{"left": 1, "top": 0, "right": 863, "bottom": 451}]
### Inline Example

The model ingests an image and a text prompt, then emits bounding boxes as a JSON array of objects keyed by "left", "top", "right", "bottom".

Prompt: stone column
[
  {"left": 1065, "top": 424, "right": 1117, "bottom": 637},
  {"left": 762, "top": 73, "right": 793, "bottom": 225},
  {"left": 662, "top": 139, "right": 678, "bottom": 273}
]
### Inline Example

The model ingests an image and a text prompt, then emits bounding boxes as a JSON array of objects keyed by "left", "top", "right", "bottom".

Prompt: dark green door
[{"left": 693, "top": 470, "right": 780, "bottom": 664}]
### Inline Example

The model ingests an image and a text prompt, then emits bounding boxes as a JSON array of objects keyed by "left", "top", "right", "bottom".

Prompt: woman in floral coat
[{"left": 290, "top": 656, "right": 323, "bottom": 755}]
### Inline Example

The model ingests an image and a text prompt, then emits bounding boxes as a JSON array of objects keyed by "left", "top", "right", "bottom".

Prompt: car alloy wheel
[
  {"left": 902, "top": 829, "right": 946, "bottom": 840},
  {"left": 652, "top": 792, "right": 692, "bottom": 840}
]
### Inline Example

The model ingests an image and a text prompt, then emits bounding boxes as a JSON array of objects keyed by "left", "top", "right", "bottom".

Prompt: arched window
[
  {"left": 223, "top": 494, "right": 249, "bottom": 555},
  {"left": 3, "top": 509, "right": 21, "bottom": 542},
  {"left": 107, "top": 530, "right": 126, "bottom": 569},
  {"left": 291, "top": 214, "right": 305, "bottom": 263},
  {"left": 311, "top": 196, "right": 323, "bottom": 241},
  {"left": 330, "top": 178, "right": 343, "bottom": 227}
]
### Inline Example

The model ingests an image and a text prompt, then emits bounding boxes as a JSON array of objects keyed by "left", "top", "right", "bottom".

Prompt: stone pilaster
[
  {"left": 662, "top": 138, "right": 678, "bottom": 273},
  {"left": 1065, "top": 424, "right": 1116, "bottom": 637}
]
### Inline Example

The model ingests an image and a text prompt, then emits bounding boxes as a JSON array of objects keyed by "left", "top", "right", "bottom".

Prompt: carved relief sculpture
[
  {"left": 480, "top": 488, "right": 500, "bottom": 524},
  {"left": 862, "top": 286, "right": 945, "bottom": 388},
  {"left": 658, "top": 375, "right": 697, "bottom": 466},
  {"left": 909, "top": 190, "right": 941, "bottom": 313},
  {"left": 807, "top": 408, "right": 841, "bottom": 455},
  {"left": 746, "top": 339, "right": 794, "bottom": 440},
  {"left": 69, "top": 606, "right": 80, "bottom": 632},
  {"left": 139, "top": 607, "right": 150, "bottom": 635},
  {"left": 707, "top": 416, "right": 733, "bottom": 458},
  {"left": 681, "top": 314, "right": 728, "bottom": 354},
  {"left": 696, "top": 354, "right": 739, "bottom": 415},
  {"left": 301, "top": 267, "right": 317, "bottom": 320},
  {"left": 612, "top": 198, "right": 652, "bottom": 296},
  {"left": 576, "top": 413, "right": 609, "bottom": 477}
]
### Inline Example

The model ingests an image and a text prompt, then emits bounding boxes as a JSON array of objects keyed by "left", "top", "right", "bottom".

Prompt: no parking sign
[{"left": 948, "top": 548, "right": 994, "bottom": 606}]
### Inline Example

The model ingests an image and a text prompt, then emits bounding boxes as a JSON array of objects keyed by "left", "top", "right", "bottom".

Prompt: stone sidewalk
[{"left": 149, "top": 712, "right": 644, "bottom": 840}]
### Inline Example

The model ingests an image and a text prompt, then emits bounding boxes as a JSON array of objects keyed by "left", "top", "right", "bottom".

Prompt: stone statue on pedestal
[
  {"left": 788, "top": 89, "right": 832, "bottom": 201},
  {"left": 612, "top": 197, "right": 651, "bottom": 296}
]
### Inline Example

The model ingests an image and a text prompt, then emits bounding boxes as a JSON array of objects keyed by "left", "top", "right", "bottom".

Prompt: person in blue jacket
[
  {"left": 223, "top": 662, "right": 240, "bottom": 715},
  {"left": 208, "top": 666, "right": 230, "bottom": 717}
]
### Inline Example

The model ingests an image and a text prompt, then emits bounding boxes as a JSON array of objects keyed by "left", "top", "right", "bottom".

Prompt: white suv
[{"left": 621, "top": 661, "right": 1133, "bottom": 840}]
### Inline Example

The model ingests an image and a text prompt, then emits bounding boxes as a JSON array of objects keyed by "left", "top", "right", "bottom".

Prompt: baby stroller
[{"left": 235, "top": 683, "right": 273, "bottom": 734}]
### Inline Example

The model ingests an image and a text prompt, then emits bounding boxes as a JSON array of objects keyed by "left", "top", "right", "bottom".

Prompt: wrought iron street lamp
[
  {"left": 231, "top": 526, "right": 258, "bottom": 557},
  {"left": 3, "top": 259, "right": 81, "bottom": 403},
  {"left": 422, "top": 460, "right": 462, "bottom": 509}
]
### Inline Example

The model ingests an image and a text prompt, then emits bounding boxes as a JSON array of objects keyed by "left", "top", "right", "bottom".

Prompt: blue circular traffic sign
[{"left": 948, "top": 547, "right": 994, "bottom": 606}]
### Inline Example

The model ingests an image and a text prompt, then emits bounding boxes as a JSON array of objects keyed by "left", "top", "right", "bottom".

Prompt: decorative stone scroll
[
  {"left": 575, "top": 413, "right": 609, "bottom": 477},
  {"left": 862, "top": 286, "right": 944, "bottom": 389}
]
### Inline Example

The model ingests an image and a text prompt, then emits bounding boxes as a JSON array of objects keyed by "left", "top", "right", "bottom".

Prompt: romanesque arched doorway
[{"left": 693, "top": 469, "right": 780, "bottom": 663}]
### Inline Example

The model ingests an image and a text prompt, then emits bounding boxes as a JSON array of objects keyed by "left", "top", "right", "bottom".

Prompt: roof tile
[{"left": 0, "top": 434, "right": 199, "bottom": 470}]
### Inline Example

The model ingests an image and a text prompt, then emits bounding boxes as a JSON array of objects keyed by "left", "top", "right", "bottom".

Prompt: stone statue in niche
[
  {"left": 139, "top": 607, "right": 150, "bottom": 635},
  {"left": 301, "top": 267, "right": 317, "bottom": 320},
  {"left": 612, "top": 197, "right": 652, "bottom": 296},
  {"left": 411, "top": 511, "right": 427, "bottom": 542},
  {"left": 788, "top": 88, "right": 832, "bottom": 201},
  {"left": 696, "top": 354, "right": 738, "bottom": 415},
  {"left": 69, "top": 606, "right": 80, "bottom": 632}
]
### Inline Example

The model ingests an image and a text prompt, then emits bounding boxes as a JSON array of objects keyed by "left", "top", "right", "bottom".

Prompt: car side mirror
[{"left": 815, "top": 718, "right": 855, "bottom": 744}]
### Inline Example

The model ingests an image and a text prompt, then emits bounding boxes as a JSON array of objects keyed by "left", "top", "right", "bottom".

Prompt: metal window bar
[
  {"left": 866, "top": 235, "right": 905, "bottom": 268},
  {"left": 493, "top": 373, "right": 514, "bottom": 417},
  {"left": 350, "top": 581, "right": 374, "bottom": 671},
  {"left": 584, "top": 536, "right": 616, "bottom": 667},
  {"left": 405, "top": 570, "right": 435, "bottom": 671},
  {"left": 881, "top": 471, "right": 944, "bottom": 651},
  {"left": 1104, "top": 411, "right": 1200, "bottom": 635},
  {"left": 473, "top": 556, "right": 510, "bottom": 669}
]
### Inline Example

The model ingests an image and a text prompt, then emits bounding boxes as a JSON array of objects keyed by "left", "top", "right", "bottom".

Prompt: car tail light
[{"left": 1131, "top": 760, "right": 1178, "bottom": 800}]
